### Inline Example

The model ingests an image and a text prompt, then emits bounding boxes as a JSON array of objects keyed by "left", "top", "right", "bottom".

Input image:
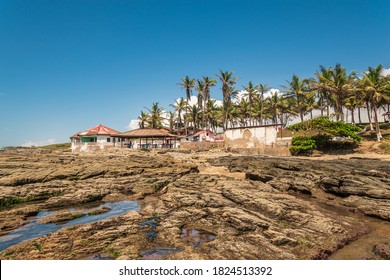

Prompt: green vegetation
[
  {"left": 106, "top": 248, "right": 121, "bottom": 258},
  {"left": 32, "top": 242, "right": 42, "bottom": 251},
  {"left": 0, "top": 197, "right": 22, "bottom": 208},
  {"left": 136, "top": 64, "right": 389, "bottom": 143},
  {"left": 84, "top": 194, "right": 105, "bottom": 203},
  {"left": 289, "top": 117, "right": 363, "bottom": 141},
  {"left": 71, "top": 213, "right": 85, "bottom": 219},
  {"left": 288, "top": 117, "right": 363, "bottom": 155}
]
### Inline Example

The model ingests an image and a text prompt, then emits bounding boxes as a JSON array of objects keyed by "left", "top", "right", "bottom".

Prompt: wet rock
[
  {"left": 342, "top": 196, "right": 390, "bottom": 221},
  {"left": 373, "top": 243, "right": 390, "bottom": 259},
  {"left": 0, "top": 149, "right": 389, "bottom": 260},
  {"left": 38, "top": 211, "right": 85, "bottom": 224},
  {"left": 245, "top": 172, "right": 274, "bottom": 183}
]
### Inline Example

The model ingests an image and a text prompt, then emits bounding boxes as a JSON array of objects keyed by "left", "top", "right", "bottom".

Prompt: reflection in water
[
  {"left": 0, "top": 201, "right": 140, "bottom": 252},
  {"left": 294, "top": 194, "right": 390, "bottom": 260},
  {"left": 181, "top": 228, "right": 216, "bottom": 248}
]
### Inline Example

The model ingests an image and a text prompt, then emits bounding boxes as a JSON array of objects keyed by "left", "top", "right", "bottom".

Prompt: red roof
[{"left": 79, "top": 124, "right": 121, "bottom": 136}]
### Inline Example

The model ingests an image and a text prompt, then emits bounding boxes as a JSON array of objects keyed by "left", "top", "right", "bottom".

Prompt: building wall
[
  {"left": 180, "top": 141, "right": 224, "bottom": 151},
  {"left": 71, "top": 142, "right": 117, "bottom": 153},
  {"left": 224, "top": 126, "right": 277, "bottom": 149}
]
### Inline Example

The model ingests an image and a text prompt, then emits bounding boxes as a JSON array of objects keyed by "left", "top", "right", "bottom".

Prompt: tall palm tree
[
  {"left": 237, "top": 98, "right": 251, "bottom": 126},
  {"left": 178, "top": 76, "right": 195, "bottom": 134},
  {"left": 187, "top": 104, "right": 201, "bottom": 131},
  {"left": 283, "top": 74, "right": 312, "bottom": 123},
  {"left": 242, "top": 81, "right": 259, "bottom": 125},
  {"left": 144, "top": 102, "right": 165, "bottom": 129},
  {"left": 167, "top": 111, "right": 176, "bottom": 133},
  {"left": 361, "top": 64, "right": 390, "bottom": 141},
  {"left": 216, "top": 70, "right": 238, "bottom": 105},
  {"left": 216, "top": 70, "right": 237, "bottom": 130},
  {"left": 170, "top": 97, "right": 187, "bottom": 134},
  {"left": 329, "top": 64, "right": 356, "bottom": 122},
  {"left": 204, "top": 99, "right": 221, "bottom": 133},
  {"left": 315, "top": 65, "right": 333, "bottom": 117},
  {"left": 195, "top": 80, "right": 206, "bottom": 128},
  {"left": 203, "top": 76, "right": 217, "bottom": 107},
  {"left": 258, "top": 83, "right": 270, "bottom": 124},
  {"left": 138, "top": 111, "right": 149, "bottom": 129}
]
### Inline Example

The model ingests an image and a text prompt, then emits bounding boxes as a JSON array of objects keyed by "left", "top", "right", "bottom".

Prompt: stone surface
[{"left": 0, "top": 148, "right": 389, "bottom": 260}]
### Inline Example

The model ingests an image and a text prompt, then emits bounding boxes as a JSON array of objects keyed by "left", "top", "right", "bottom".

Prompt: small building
[
  {"left": 117, "top": 128, "right": 180, "bottom": 149},
  {"left": 183, "top": 129, "right": 221, "bottom": 142},
  {"left": 70, "top": 124, "right": 122, "bottom": 152},
  {"left": 383, "top": 112, "right": 390, "bottom": 123},
  {"left": 224, "top": 124, "right": 291, "bottom": 156},
  {"left": 224, "top": 125, "right": 278, "bottom": 148}
]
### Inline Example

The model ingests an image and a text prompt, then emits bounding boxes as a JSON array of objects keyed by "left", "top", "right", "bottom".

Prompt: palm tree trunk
[
  {"left": 372, "top": 100, "right": 382, "bottom": 142},
  {"left": 260, "top": 93, "right": 264, "bottom": 125},
  {"left": 366, "top": 101, "right": 373, "bottom": 130},
  {"left": 358, "top": 107, "right": 362, "bottom": 124}
]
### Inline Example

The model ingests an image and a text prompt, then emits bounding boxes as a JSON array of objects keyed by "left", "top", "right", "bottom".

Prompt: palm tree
[
  {"left": 242, "top": 81, "right": 259, "bottom": 125},
  {"left": 138, "top": 111, "right": 149, "bottom": 129},
  {"left": 237, "top": 98, "right": 251, "bottom": 126},
  {"left": 167, "top": 111, "right": 176, "bottom": 133},
  {"left": 187, "top": 104, "right": 201, "bottom": 131},
  {"left": 178, "top": 76, "right": 195, "bottom": 134},
  {"left": 361, "top": 64, "right": 390, "bottom": 141},
  {"left": 204, "top": 99, "right": 221, "bottom": 133},
  {"left": 329, "top": 64, "right": 356, "bottom": 122},
  {"left": 216, "top": 70, "right": 238, "bottom": 130},
  {"left": 283, "top": 74, "right": 312, "bottom": 123},
  {"left": 315, "top": 65, "right": 333, "bottom": 117},
  {"left": 144, "top": 102, "right": 165, "bottom": 129},
  {"left": 170, "top": 97, "right": 187, "bottom": 134},
  {"left": 195, "top": 80, "right": 206, "bottom": 128},
  {"left": 216, "top": 70, "right": 238, "bottom": 105},
  {"left": 203, "top": 76, "right": 217, "bottom": 106},
  {"left": 258, "top": 83, "right": 270, "bottom": 124}
]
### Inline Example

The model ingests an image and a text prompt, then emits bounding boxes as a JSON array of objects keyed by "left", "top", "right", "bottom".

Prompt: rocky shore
[{"left": 0, "top": 147, "right": 389, "bottom": 260}]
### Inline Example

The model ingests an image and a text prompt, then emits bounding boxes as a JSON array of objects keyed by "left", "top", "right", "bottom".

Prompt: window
[{"left": 107, "top": 138, "right": 111, "bottom": 142}]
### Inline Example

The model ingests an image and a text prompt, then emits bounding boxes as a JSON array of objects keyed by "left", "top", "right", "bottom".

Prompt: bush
[
  {"left": 289, "top": 117, "right": 362, "bottom": 141},
  {"left": 290, "top": 135, "right": 330, "bottom": 155},
  {"left": 288, "top": 117, "right": 362, "bottom": 155}
]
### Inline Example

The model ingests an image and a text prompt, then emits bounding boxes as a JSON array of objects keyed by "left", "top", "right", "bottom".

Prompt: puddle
[
  {"left": 328, "top": 219, "right": 390, "bottom": 260},
  {"left": 0, "top": 200, "right": 140, "bottom": 252},
  {"left": 293, "top": 194, "right": 390, "bottom": 259},
  {"left": 140, "top": 248, "right": 182, "bottom": 260},
  {"left": 141, "top": 218, "right": 159, "bottom": 241},
  {"left": 181, "top": 228, "right": 216, "bottom": 248}
]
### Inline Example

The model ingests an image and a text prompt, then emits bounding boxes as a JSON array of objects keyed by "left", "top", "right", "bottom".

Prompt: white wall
[{"left": 224, "top": 126, "right": 277, "bottom": 148}]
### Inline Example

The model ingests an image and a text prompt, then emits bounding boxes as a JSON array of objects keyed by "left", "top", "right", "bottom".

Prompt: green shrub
[
  {"left": 290, "top": 135, "right": 330, "bottom": 155},
  {"left": 288, "top": 117, "right": 362, "bottom": 155},
  {"left": 289, "top": 117, "right": 362, "bottom": 141}
]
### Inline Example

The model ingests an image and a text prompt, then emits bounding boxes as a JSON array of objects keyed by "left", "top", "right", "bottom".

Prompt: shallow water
[
  {"left": 0, "top": 200, "right": 140, "bottom": 252},
  {"left": 294, "top": 194, "right": 390, "bottom": 259},
  {"left": 181, "top": 228, "right": 216, "bottom": 248},
  {"left": 328, "top": 218, "right": 390, "bottom": 259}
]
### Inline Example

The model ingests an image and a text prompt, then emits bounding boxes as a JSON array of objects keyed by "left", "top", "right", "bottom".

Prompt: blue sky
[{"left": 0, "top": 0, "right": 389, "bottom": 147}]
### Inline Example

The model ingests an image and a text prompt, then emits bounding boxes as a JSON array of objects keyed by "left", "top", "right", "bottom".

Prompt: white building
[
  {"left": 224, "top": 125, "right": 279, "bottom": 149},
  {"left": 70, "top": 124, "right": 122, "bottom": 152}
]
